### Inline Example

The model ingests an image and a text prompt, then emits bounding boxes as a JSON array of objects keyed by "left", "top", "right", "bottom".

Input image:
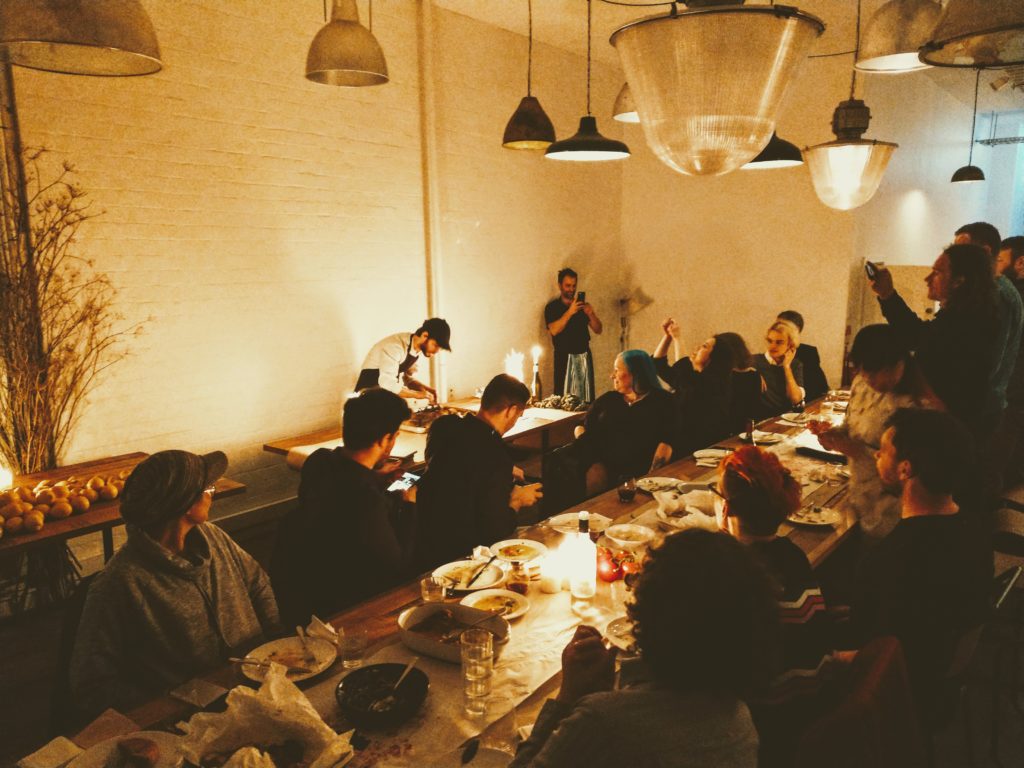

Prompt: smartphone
[
  {"left": 577, "top": 291, "right": 587, "bottom": 304},
  {"left": 386, "top": 472, "right": 420, "bottom": 493},
  {"left": 864, "top": 261, "right": 879, "bottom": 280}
]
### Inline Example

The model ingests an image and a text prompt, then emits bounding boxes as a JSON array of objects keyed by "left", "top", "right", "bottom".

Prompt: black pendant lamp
[
  {"left": 503, "top": 0, "right": 556, "bottom": 149},
  {"left": 741, "top": 132, "right": 804, "bottom": 170},
  {"left": 951, "top": 70, "right": 985, "bottom": 183},
  {"left": 546, "top": 0, "right": 629, "bottom": 162}
]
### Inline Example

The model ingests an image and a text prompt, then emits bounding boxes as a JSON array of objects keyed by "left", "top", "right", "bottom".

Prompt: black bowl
[{"left": 335, "top": 663, "right": 429, "bottom": 730}]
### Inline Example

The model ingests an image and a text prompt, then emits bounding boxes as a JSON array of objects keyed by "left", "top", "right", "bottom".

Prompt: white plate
[
  {"left": 636, "top": 476, "right": 684, "bottom": 494},
  {"left": 69, "top": 732, "right": 183, "bottom": 768},
  {"left": 240, "top": 636, "right": 337, "bottom": 682},
  {"left": 491, "top": 538, "right": 548, "bottom": 563},
  {"left": 604, "top": 617, "right": 637, "bottom": 654},
  {"left": 781, "top": 413, "right": 813, "bottom": 424},
  {"left": 433, "top": 559, "right": 506, "bottom": 591},
  {"left": 547, "top": 512, "right": 611, "bottom": 534},
  {"left": 398, "top": 603, "right": 510, "bottom": 663},
  {"left": 692, "top": 448, "right": 732, "bottom": 460},
  {"left": 751, "top": 430, "right": 785, "bottom": 445},
  {"left": 787, "top": 507, "right": 842, "bottom": 527},
  {"left": 460, "top": 588, "right": 530, "bottom": 620}
]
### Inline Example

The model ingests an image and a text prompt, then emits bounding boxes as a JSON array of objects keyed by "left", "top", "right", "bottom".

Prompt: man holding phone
[
  {"left": 545, "top": 267, "right": 603, "bottom": 399},
  {"left": 271, "top": 388, "right": 417, "bottom": 625}
]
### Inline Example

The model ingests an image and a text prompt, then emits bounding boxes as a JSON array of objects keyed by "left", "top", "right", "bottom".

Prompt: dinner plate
[
  {"left": 490, "top": 538, "right": 548, "bottom": 563},
  {"left": 781, "top": 412, "right": 812, "bottom": 424},
  {"left": 692, "top": 448, "right": 732, "bottom": 460},
  {"left": 433, "top": 559, "right": 506, "bottom": 591},
  {"left": 787, "top": 507, "right": 842, "bottom": 527},
  {"left": 547, "top": 511, "right": 611, "bottom": 534},
  {"left": 750, "top": 430, "right": 785, "bottom": 445},
  {"left": 460, "top": 588, "right": 530, "bottom": 620},
  {"left": 239, "top": 636, "right": 337, "bottom": 683},
  {"left": 68, "top": 732, "right": 183, "bottom": 768},
  {"left": 636, "top": 476, "right": 684, "bottom": 494}
]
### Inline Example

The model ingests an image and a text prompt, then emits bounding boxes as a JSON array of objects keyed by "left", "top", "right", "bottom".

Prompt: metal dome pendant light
[
  {"left": 855, "top": 0, "right": 941, "bottom": 74},
  {"left": 0, "top": 0, "right": 162, "bottom": 76},
  {"left": 741, "top": 131, "right": 803, "bottom": 170},
  {"left": 306, "top": 0, "right": 388, "bottom": 87},
  {"left": 804, "top": 1, "right": 897, "bottom": 210},
  {"left": 919, "top": 0, "right": 1024, "bottom": 68},
  {"left": 545, "top": 0, "right": 629, "bottom": 162},
  {"left": 610, "top": 2, "right": 824, "bottom": 177},
  {"left": 503, "top": 0, "right": 556, "bottom": 150},
  {"left": 951, "top": 69, "right": 985, "bottom": 183}
]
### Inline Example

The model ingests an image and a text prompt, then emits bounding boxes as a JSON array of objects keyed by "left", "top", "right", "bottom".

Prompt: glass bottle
[{"left": 569, "top": 511, "right": 597, "bottom": 601}]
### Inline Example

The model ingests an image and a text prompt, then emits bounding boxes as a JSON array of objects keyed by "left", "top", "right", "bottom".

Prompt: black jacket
[{"left": 795, "top": 344, "right": 829, "bottom": 402}]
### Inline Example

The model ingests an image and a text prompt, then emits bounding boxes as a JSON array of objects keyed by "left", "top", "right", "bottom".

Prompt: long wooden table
[
  {"left": 0, "top": 452, "right": 246, "bottom": 561},
  {"left": 108, "top": 399, "right": 852, "bottom": 746}
]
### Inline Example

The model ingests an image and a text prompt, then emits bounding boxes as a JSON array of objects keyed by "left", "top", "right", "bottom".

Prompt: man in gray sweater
[{"left": 70, "top": 450, "right": 279, "bottom": 719}]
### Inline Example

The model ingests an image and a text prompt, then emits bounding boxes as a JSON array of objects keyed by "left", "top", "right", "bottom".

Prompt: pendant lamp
[
  {"left": 951, "top": 70, "right": 985, "bottom": 183},
  {"left": 612, "top": 83, "right": 639, "bottom": 124},
  {"left": 0, "top": 0, "right": 161, "bottom": 76},
  {"left": 306, "top": 0, "right": 388, "bottom": 86},
  {"left": 919, "top": 0, "right": 1024, "bottom": 68},
  {"left": 741, "top": 132, "right": 803, "bottom": 170},
  {"left": 610, "top": 2, "right": 823, "bottom": 177},
  {"left": 503, "top": 0, "right": 555, "bottom": 150},
  {"left": 804, "top": 1, "right": 897, "bottom": 210},
  {"left": 855, "top": 0, "right": 942, "bottom": 73},
  {"left": 546, "top": 0, "right": 629, "bottom": 162}
]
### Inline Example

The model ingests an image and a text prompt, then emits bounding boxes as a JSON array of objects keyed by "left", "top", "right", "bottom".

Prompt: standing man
[
  {"left": 998, "top": 236, "right": 1024, "bottom": 487},
  {"left": 544, "top": 268, "right": 602, "bottom": 400},
  {"left": 355, "top": 318, "right": 451, "bottom": 402}
]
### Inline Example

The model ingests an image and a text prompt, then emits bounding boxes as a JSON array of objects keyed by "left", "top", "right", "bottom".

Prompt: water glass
[
  {"left": 338, "top": 627, "right": 368, "bottom": 669},
  {"left": 420, "top": 576, "right": 448, "bottom": 603},
  {"left": 461, "top": 628, "right": 494, "bottom": 716}
]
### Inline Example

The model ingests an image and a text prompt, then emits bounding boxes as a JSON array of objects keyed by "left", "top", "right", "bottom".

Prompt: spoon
[{"left": 393, "top": 656, "right": 420, "bottom": 691}]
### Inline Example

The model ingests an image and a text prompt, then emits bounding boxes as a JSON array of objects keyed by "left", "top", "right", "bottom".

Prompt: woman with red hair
[{"left": 718, "top": 446, "right": 836, "bottom": 767}]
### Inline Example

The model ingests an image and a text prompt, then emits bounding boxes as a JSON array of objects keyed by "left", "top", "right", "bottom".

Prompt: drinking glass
[
  {"left": 338, "top": 628, "right": 368, "bottom": 669},
  {"left": 420, "top": 576, "right": 448, "bottom": 603},
  {"left": 461, "top": 628, "right": 494, "bottom": 716},
  {"left": 617, "top": 477, "right": 637, "bottom": 503}
]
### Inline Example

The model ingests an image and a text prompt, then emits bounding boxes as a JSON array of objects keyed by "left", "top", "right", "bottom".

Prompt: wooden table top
[
  {"left": 262, "top": 397, "right": 585, "bottom": 456},
  {"left": 0, "top": 452, "right": 245, "bottom": 557}
]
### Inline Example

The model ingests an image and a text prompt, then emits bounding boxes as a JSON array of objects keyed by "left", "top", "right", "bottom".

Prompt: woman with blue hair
[{"left": 543, "top": 350, "right": 676, "bottom": 510}]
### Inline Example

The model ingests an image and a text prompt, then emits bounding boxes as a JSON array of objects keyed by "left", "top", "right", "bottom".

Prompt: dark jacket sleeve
[
  {"left": 475, "top": 453, "right": 517, "bottom": 544},
  {"left": 653, "top": 354, "right": 672, "bottom": 384},
  {"left": 879, "top": 291, "right": 926, "bottom": 351}
]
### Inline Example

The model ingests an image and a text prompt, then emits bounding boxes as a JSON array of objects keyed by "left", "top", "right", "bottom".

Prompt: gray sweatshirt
[{"left": 70, "top": 523, "right": 279, "bottom": 718}]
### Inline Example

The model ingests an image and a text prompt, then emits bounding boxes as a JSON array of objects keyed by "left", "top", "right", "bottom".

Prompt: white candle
[
  {"left": 0, "top": 465, "right": 12, "bottom": 490},
  {"left": 531, "top": 345, "right": 542, "bottom": 365}
]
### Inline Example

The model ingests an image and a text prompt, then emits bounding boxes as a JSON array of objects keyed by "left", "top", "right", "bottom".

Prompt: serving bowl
[
  {"left": 335, "top": 663, "right": 429, "bottom": 730},
  {"left": 398, "top": 603, "right": 510, "bottom": 663},
  {"left": 605, "top": 523, "right": 655, "bottom": 551}
]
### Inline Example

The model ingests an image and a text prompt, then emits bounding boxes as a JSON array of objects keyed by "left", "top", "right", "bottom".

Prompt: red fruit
[
  {"left": 621, "top": 557, "right": 642, "bottom": 577},
  {"left": 597, "top": 555, "right": 623, "bottom": 582}
]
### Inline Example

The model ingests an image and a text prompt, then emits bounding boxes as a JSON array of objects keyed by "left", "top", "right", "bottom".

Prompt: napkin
[
  {"left": 306, "top": 615, "right": 338, "bottom": 645},
  {"left": 171, "top": 677, "right": 229, "bottom": 708},
  {"left": 17, "top": 737, "right": 83, "bottom": 768},
  {"left": 73, "top": 708, "right": 140, "bottom": 748}
]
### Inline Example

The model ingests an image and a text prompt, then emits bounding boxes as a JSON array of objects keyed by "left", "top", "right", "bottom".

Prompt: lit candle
[
  {"left": 540, "top": 553, "right": 562, "bottom": 594},
  {"left": 504, "top": 349, "right": 525, "bottom": 383},
  {"left": 0, "top": 465, "right": 12, "bottom": 491},
  {"left": 531, "top": 345, "right": 542, "bottom": 366}
]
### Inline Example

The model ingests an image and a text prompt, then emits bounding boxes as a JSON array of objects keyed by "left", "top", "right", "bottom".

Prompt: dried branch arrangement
[{"left": 0, "top": 149, "right": 141, "bottom": 476}]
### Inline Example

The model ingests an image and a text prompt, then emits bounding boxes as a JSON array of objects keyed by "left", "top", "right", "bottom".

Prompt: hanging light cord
[
  {"left": 369, "top": 0, "right": 373, "bottom": 32},
  {"left": 968, "top": 69, "right": 980, "bottom": 165},
  {"left": 527, "top": 0, "right": 533, "bottom": 96},
  {"left": 586, "top": 0, "right": 592, "bottom": 115},
  {"left": 322, "top": 0, "right": 327, "bottom": 22},
  {"left": 848, "top": 0, "right": 862, "bottom": 100}
]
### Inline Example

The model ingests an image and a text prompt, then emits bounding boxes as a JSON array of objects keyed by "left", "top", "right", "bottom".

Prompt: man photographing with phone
[{"left": 545, "top": 267, "right": 603, "bottom": 401}]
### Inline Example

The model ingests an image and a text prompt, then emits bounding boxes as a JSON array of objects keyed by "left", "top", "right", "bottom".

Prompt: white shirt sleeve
[{"left": 361, "top": 333, "right": 412, "bottom": 393}]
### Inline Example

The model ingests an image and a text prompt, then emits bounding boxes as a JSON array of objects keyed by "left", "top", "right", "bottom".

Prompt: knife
[
  {"left": 465, "top": 555, "right": 497, "bottom": 588},
  {"left": 460, "top": 738, "right": 480, "bottom": 764}
]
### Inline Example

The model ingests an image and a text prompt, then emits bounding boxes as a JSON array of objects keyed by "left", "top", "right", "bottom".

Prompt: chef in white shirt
[{"left": 355, "top": 318, "right": 451, "bottom": 402}]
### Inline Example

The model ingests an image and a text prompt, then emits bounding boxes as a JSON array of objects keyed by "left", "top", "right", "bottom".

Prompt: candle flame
[
  {"left": 0, "top": 465, "right": 12, "bottom": 491},
  {"left": 531, "top": 345, "right": 542, "bottom": 364}
]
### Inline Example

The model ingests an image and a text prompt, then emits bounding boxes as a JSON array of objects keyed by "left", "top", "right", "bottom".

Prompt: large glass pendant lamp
[
  {"left": 612, "top": 83, "right": 639, "bottom": 124},
  {"left": 610, "top": 2, "right": 824, "bottom": 177},
  {"left": 0, "top": 0, "right": 161, "bottom": 76},
  {"left": 919, "top": 0, "right": 1024, "bottom": 68},
  {"left": 855, "top": 0, "right": 942, "bottom": 73},
  {"left": 306, "top": 0, "right": 388, "bottom": 86},
  {"left": 546, "top": 0, "right": 629, "bottom": 162},
  {"left": 951, "top": 70, "right": 985, "bottom": 183},
  {"left": 503, "top": 0, "right": 556, "bottom": 150}
]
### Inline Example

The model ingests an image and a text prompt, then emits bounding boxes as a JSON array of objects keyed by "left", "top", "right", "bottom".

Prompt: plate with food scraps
[
  {"left": 69, "top": 732, "right": 183, "bottom": 768},
  {"left": 781, "top": 412, "right": 814, "bottom": 425},
  {"left": 239, "top": 635, "right": 337, "bottom": 683},
  {"left": 547, "top": 511, "right": 612, "bottom": 534},
  {"left": 787, "top": 506, "right": 842, "bottom": 527},
  {"left": 460, "top": 588, "right": 530, "bottom": 620},
  {"left": 604, "top": 617, "right": 638, "bottom": 654},
  {"left": 491, "top": 538, "right": 548, "bottom": 563},
  {"left": 432, "top": 558, "right": 506, "bottom": 591},
  {"left": 750, "top": 430, "right": 785, "bottom": 445},
  {"left": 636, "top": 476, "right": 684, "bottom": 494},
  {"left": 692, "top": 448, "right": 732, "bottom": 461}
]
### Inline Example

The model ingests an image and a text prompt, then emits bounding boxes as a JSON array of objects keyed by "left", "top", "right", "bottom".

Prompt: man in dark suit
[{"left": 777, "top": 310, "right": 829, "bottom": 402}]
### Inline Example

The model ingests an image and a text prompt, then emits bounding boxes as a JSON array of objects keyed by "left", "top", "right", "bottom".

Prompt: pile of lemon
[{"left": 0, "top": 471, "right": 129, "bottom": 539}]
